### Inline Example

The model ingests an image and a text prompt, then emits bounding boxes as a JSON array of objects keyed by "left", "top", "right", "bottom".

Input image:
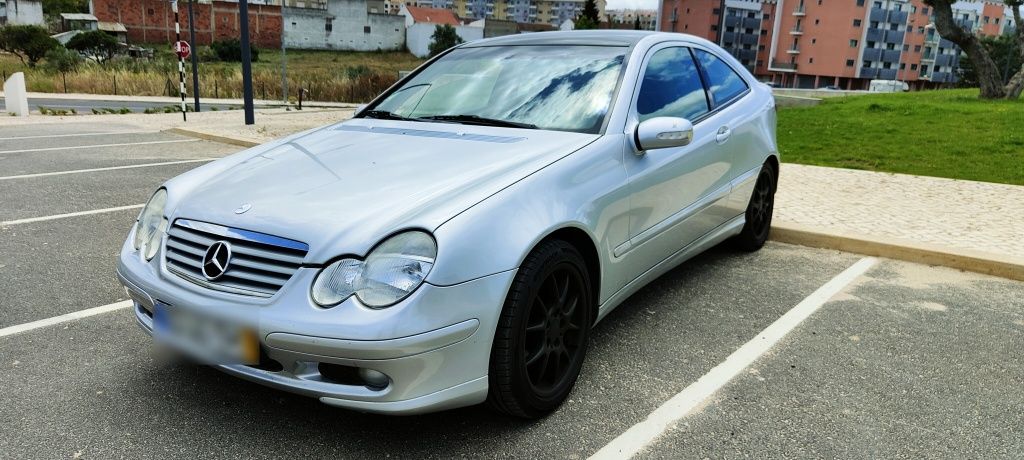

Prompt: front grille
[{"left": 164, "top": 219, "right": 309, "bottom": 298}]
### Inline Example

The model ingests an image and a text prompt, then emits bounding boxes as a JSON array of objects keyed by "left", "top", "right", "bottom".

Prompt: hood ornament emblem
[{"left": 234, "top": 203, "right": 253, "bottom": 214}]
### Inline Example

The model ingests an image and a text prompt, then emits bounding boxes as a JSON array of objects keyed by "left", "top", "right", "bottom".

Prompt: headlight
[
  {"left": 133, "top": 189, "right": 168, "bottom": 261},
  {"left": 311, "top": 231, "right": 436, "bottom": 308}
]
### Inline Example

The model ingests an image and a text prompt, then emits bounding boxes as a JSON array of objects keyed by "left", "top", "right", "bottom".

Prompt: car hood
[{"left": 170, "top": 119, "right": 597, "bottom": 262}]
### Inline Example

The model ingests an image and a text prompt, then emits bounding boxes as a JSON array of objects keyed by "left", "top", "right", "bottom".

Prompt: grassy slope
[{"left": 778, "top": 89, "right": 1024, "bottom": 186}]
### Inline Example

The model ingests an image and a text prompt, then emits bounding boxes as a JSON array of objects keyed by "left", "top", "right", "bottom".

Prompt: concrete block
[{"left": 3, "top": 73, "right": 29, "bottom": 117}]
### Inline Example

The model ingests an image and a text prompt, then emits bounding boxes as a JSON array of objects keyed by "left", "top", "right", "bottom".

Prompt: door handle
[{"left": 715, "top": 126, "right": 732, "bottom": 144}]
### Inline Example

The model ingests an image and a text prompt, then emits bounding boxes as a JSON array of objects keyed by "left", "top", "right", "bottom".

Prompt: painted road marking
[
  {"left": 0, "top": 139, "right": 198, "bottom": 154},
  {"left": 1, "top": 204, "right": 143, "bottom": 226},
  {"left": 0, "top": 130, "right": 159, "bottom": 141},
  {"left": 0, "top": 301, "right": 133, "bottom": 339},
  {"left": 590, "top": 257, "right": 879, "bottom": 460},
  {"left": 0, "top": 159, "right": 216, "bottom": 181}
]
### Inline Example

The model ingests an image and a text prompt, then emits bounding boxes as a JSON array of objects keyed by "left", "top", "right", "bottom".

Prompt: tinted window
[
  {"left": 693, "top": 49, "right": 748, "bottom": 107},
  {"left": 636, "top": 47, "right": 709, "bottom": 122}
]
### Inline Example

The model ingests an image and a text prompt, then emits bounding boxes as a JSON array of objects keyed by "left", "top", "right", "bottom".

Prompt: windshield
[{"left": 366, "top": 45, "right": 628, "bottom": 134}]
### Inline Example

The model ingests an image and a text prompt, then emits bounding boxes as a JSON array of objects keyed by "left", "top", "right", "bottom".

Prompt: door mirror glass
[{"left": 635, "top": 117, "right": 693, "bottom": 151}]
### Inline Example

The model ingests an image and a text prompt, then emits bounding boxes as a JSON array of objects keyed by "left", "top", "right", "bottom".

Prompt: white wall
[
  {"left": 406, "top": 23, "right": 482, "bottom": 58},
  {"left": 283, "top": 0, "right": 405, "bottom": 51},
  {"left": 4, "top": 0, "right": 45, "bottom": 25}
]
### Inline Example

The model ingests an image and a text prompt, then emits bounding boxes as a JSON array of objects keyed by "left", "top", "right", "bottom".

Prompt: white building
[
  {"left": 0, "top": 0, "right": 44, "bottom": 26},
  {"left": 283, "top": 0, "right": 405, "bottom": 51},
  {"left": 401, "top": 4, "right": 483, "bottom": 58}
]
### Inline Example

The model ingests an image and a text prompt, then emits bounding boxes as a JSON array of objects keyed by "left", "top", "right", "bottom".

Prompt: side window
[
  {"left": 693, "top": 49, "right": 749, "bottom": 107},
  {"left": 636, "top": 47, "right": 709, "bottom": 122}
]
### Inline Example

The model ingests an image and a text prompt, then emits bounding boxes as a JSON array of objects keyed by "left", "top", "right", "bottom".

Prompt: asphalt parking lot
[{"left": 1, "top": 121, "right": 1022, "bottom": 459}]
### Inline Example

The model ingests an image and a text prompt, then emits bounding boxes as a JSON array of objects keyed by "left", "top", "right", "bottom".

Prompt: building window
[
  {"left": 911, "top": 63, "right": 918, "bottom": 70},
  {"left": 914, "top": 45, "right": 921, "bottom": 52},
  {"left": 325, "top": 18, "right": 333, "bottom": 32},
  {"left": 846, "top": 59, "right": 855, "bottom": 67},
  {"left": 900, "top": 63, "right": 905, "bottom": 69},
  {"left": 809, "top": 57, "right": 814, "bottom": 63},
  {"left": 853, "top": 19, "right": 862, "bottom": 27},
  {"left": 364, "top": 25, "right": 371, "bottom": 34},
  {"left": 856, "top": 0, "right": 864, "bottom": 5},
  {"left": 850, "top": 39, "right": 858, "bottom": 47},
  {"left": 903, "top": 44, "right": 909, "bottom": 51},
  {"left": 922, "top": 7, "right": 929, "bottom": 15}
]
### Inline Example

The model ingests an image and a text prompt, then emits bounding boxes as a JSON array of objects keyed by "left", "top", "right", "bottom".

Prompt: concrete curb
[
  {"left": 166, "top": 128, "right": 262, "bottom": 148},
  {"left": 771, "top": 222, "right": 1024, "bottom": 282}
]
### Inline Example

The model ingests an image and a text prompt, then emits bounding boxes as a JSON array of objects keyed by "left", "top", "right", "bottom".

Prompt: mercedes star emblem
[{"left": 201, "top": 241, "right": 232, "bottom": 280}]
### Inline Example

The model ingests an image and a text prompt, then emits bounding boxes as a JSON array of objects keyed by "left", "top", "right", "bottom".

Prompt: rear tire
[
  {"left": 732, "top": 161, "right": 776, "bottom": 252},
  {"left": 487, "top": 240, "right": 593, "bottom": 419}
]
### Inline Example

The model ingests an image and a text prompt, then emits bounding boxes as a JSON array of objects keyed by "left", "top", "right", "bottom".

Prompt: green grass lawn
[{"left": 778, "top": 89, "right": 1024, "bottom": 186}]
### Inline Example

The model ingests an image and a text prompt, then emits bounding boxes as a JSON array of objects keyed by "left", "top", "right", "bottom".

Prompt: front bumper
[{"left": 117, "top": 237, "right": 516, "bottom": 415}]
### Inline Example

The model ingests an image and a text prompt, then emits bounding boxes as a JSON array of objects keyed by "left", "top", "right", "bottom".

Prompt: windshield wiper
[
  {"left": 418, "top": 114, "right": 537, "bottom": 129},
  {"left": 360, "top": 110, "right": 423, "bottom": 122}
]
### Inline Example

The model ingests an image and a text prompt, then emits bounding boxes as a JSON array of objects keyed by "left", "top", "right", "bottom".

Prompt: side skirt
[{"left": 595, "top": 214, "right": 746, "bottom": 323}]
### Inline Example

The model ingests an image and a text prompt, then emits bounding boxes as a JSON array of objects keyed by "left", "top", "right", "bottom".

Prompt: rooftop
[
  {"left": 466, "top": 30, "right": 661, "bottom": 47},
  {"left": 403, "top": 6, "right": 461, "bottom": 26}
]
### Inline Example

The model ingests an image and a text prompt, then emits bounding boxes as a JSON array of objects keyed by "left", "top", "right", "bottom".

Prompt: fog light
[{"left": 358, "top": 368, "right": 389, "bottom": 390}]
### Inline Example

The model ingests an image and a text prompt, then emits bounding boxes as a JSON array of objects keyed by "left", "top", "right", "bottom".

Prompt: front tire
[
  {"left": 732, "top": 161, "right": 776, "bottom": 252},
  {"left": 487, "top": 240, "right": 593, "bottom": 419}
]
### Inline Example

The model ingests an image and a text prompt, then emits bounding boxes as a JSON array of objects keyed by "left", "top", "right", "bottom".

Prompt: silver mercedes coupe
[{"left": 117, "top": 30, "right": 778, "bottom": 418}]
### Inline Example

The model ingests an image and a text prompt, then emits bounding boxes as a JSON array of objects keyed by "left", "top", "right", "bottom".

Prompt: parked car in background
[
  {"left": 818, "top": 85, "right": 842, "bottom": 91},
  {"left": 869, "top": 79, "right": 910, "bottom": 92},
  {"left": 117, "top": 30, "right": 779, "bottom": 418}
]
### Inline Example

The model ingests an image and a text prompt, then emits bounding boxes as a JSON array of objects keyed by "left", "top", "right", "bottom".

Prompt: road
[
  {"left": 0, "top": 97, "right": 276, "bottom": 114},
  {"left": 0, "top": 121, "right": 1022, "bottom": 459}
]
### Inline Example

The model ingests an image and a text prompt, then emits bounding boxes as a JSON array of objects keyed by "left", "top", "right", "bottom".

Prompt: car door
[{"left": 617, "top": 44, "right": 742, "bottom": 276}]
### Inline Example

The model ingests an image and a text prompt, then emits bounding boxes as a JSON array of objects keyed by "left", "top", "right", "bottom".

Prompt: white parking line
[
  {"left": 0, "top": 139, "right": 198, "bottom": 154},
  {"left": 0, "top": 130, "right": 159, "bottom": 141},
  {"left": 590, "top": 257, "right": 879, "bottom": 460},
  {"left": 0, "top": 301, "right": 132, "bottom": 339},
  {"left": 1, "top": 204, "right": 143, "bottom": 226},
  {"left": 0, "top": 159, "right": 216, "bottom": 181}
]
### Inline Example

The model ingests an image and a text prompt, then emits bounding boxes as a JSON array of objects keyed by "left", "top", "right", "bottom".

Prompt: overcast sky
[{"left": 606, "top": 0, "right": 658, "bottom": 11}]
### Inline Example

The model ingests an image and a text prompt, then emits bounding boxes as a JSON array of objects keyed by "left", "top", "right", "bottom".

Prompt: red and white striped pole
[{"left": 172, "top": 0, "right": 187, "bottom": 121}]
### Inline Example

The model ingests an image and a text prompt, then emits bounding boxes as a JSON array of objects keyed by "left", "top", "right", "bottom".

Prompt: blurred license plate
[{"left": 153, "top": 302, "right": 258, "bottom": 365}]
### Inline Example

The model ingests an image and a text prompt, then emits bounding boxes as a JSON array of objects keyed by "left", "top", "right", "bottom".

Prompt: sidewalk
[{"left": 0, "top": 91, "right": 361, "bottom": 109}]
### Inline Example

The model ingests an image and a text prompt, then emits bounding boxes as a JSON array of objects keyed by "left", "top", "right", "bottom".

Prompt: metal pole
[
  {"left": 188, "top": 0, "right": 200, "bottom": 112},
  {"left": 281, "top": 31, "right": 288, "bottom": 105},
  {"left": 239, "top": 0, "right": 255, "bottom": 125},
  {"left": 172, "top": 0, "right": 187, "bottom": 121}
]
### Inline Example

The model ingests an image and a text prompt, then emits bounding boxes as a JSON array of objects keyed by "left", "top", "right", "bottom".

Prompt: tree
[
  {"left": 923, "top": 0, "right": 1024, "bottom": 99},
  {"left": 958, "top": 34, "right": 1022, "bottom": 89},
  {"left": 67, "top": 30, "right": 119, "bottom": 65},
  {"left": 45, "top": 47, "right": 83, "bottom": 93},
  {"left": 428, "top": 24, "right": 464, "bottom": 58},
  {"left": 574, "top": 0, "right": 601, "bottom": 30},
  {"left": 0, "top": 25, "right": 60, "bottom": 67},
  {"left": 41, "top": 0, "right": 88, "bottom": 19}
]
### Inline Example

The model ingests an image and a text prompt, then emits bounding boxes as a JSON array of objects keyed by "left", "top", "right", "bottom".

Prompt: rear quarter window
[{"left": 693, "top": 49, "right": 749, "bottom": 108}]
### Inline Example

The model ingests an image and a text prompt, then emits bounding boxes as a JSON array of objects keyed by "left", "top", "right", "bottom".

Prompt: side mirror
[{"left": 635, "top": 117, "right": 694, "bottom": 152}]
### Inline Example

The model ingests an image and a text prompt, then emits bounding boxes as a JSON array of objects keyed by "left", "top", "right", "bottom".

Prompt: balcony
[
  {"left": 769, "top": 59, "right": 798, "bottom": 72},
  {"left": 786, "top": 47, "right": 801, "bottom": 54},
  {"left": 790, "top": 26, "right": 803, "bottom": 35},
  {"left": 793, "top": 5, "right": 805, "bottom": 16}
]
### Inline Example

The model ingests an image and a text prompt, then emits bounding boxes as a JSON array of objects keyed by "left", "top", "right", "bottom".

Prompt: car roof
[{"left": 462, "top": 30, "right": 700, "bottom": 48}]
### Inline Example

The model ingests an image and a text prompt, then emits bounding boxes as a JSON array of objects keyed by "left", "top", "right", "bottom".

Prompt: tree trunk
[
  {"left": 927, "top": 0, "right": 1006, "bottom": 98},
  {"left": 1003, "top": 2, "right": 1024, "bottom": 99}
]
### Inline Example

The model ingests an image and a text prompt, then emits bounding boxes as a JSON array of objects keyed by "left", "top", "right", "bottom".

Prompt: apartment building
[
  {"left": 401, "top": 0, "right": 604, "bottom": 25},
  {"left": 658, "top": 0, "right": 1017, "bottom": 90}
]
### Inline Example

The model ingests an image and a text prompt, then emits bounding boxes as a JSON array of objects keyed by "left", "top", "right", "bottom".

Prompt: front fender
[{"left": 426, "top": 135, "right": 631, "bottom": 305}]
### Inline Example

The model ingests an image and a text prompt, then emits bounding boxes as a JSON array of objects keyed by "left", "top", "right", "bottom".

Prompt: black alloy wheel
[
  {"left": 733, "top": 161, "right": 776, "bottom": 251},
  {"left": 488, "top": 240, "right": 593, "bottom": 418}
]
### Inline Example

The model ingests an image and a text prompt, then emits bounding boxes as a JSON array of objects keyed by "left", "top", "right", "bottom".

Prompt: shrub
[
  {"left": 67, "top": 30, "right": 119, "bottom": 65},
  {"left": 211, "top": 39, "right": 259, "bottom": 62},
  {"left": 428, "top": 25, "right": 463, "bottom": 58},
  {"left": 0, "top": 25, "right": 60, "bottom": 67}
]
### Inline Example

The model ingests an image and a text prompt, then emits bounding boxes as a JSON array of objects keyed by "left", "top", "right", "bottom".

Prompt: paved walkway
[
  {"left": 4, "top": 108, "right": 1020, "bottom": 264},
  {"left": 776, "top": 164, "right": 1024, "bottom": 259}
]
